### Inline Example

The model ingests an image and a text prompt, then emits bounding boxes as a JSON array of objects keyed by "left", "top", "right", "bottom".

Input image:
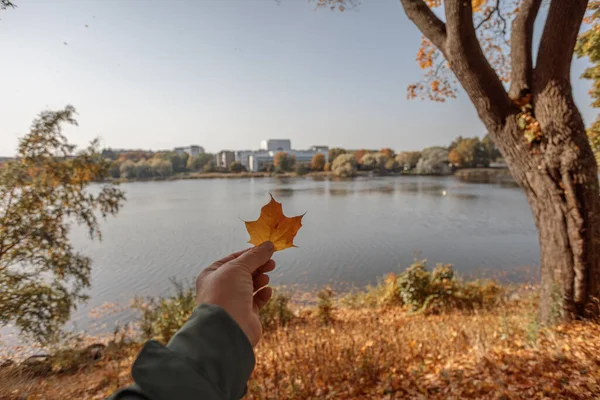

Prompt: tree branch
[
  {"left": 474, "top": 0, "right": 500, "bottom": 31},
  {"left": 442, "top": 0, "right": 513, "bottom": 128},
  {"left": 534, "top": 0, "right": 588, "bottom": 91},
  {"left": 509, "top": 0, "right": 542, "bottom": 98},
  {"left": 398, "top": 0, "right": 448, "bottom": 52}
]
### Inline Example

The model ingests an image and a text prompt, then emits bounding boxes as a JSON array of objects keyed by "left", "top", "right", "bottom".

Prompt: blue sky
[{"left": 0, "top": 0, "right": 596, "bottom": 155}]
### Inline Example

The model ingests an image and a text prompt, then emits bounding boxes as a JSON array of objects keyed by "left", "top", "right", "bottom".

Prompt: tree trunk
[{"left": 492, "top": 85, "right": 600, "bottom": 323}]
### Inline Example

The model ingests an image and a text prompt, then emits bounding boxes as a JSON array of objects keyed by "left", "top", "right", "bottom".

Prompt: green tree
[
  {"left": 331, "top": 153, "right": 357, "bottom": 177},
  {"left": 229, "top": 161, "right": 245, "bottom": 173},
  {"left": 134, "top": 159, "right": 154, "bottom": 179},
  {"left": 120, "top": 160, "right": 136, "bottom": 179},
  {"left": 481, "top": 134, "right": 501, "bottom": 162},
  {"left": 315, "top": 0, "right": 600, "bottom": 323},
  {"left": 311, "top": 153, "right": 326, "bottom": 171},
  {"left": 203, "top": 160, "right": 216, "bottom": 173},
  {"left": 108, "top": 160, "right": 121, "bottom": 178},
  {"left": 361, "top": 152, "right": 389, "bottom": 172},
  {"left": 0, "top": 106, "right": 125, "bottom": 343},
  {"left": 273, "top": 152, "right": 295, "bottom": 172},
  {"left": 295, "top": 163, "right": 310, "bottom": 176},
  {"left": 187, "top": 153, "right": 213, "bottom": 172},
  {"left": 449, "top": 137, "right": 490, "bottom": 168},
  {"left": 150, "top": 158, "right": 173, "bottom": 177}
]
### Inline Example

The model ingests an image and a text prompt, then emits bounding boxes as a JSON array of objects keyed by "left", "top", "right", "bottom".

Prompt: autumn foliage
[
  {"left": 244, "top": 195, "right": 304, "bottom": 251},
  {"left": 311, "top": 153, "right": 326, "bottom": 171}
]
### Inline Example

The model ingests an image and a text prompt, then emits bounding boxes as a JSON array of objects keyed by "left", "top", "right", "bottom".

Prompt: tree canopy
[{"left": 0, "top": 106, "right": 125, "bottom": 343}]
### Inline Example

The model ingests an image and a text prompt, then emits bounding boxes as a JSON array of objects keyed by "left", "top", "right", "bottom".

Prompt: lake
[{"left": 62, "top": 175, "right": 540, "bottom": 331}]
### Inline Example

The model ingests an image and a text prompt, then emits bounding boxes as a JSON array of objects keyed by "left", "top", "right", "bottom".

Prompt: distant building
[
  {"left": 174, "top": 145, "right": 204, "bottom": 157},
  {"left": 248, "top": 152, "right": 273, "bottom": 172},
  {"left": 215, "top": 151, "right": 235, "bottom": 168},
  {"left": 235, "top": 150, "right": 254, "bottom": 170},
  {"left": 242, "top": 140, "right": 329, "bottom": 172},
  {"left": 260, "top": 139, "right": 291, "bottom": 152}
]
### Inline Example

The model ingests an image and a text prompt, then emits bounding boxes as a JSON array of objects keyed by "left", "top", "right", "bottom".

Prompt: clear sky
[{"left": 0, "top": 0, "right": 596, "bottom": 156}]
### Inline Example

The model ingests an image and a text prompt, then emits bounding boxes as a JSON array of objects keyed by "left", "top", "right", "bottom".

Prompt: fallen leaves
[{"left": 244, "top": 194, "right": 304, "bottom": 251}]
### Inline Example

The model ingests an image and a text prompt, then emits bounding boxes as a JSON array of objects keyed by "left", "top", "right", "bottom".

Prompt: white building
[
  {"left": 215, "top": 150, "right": 235, "bottom": 168},
  {"left": 235, "top": 150, "right": 254, "bottom": 170},
  {"left": 243, "top": 140, "right": 329, "bottom": 172},
  {"left": 174, "top": 145, "right": 204, "bottom": 157},
  {"left": 260, "top": 139, "right": 291, "bottom": 152}
]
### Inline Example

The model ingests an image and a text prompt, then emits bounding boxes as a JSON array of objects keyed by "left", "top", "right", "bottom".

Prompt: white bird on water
[{"left": 442, "top": 190, "right": 447, "bottom": 196}]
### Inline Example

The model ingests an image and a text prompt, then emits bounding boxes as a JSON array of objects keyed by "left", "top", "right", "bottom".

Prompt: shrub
[
  {"left": 331, "top": 153, "right": 357, "bottom": 177},
  {"left": 316, "top": 287, "right": 335, "bottom": 325},
  {"left": 311, "top": 153, "right": 326, "bottom": 171},
  {"left": 132, "top": 280, "right": 196, "bottom": 344},
  {"left": 203, "top": 161, "right": 216, "bottom": 173},
  {"left": 229, "top": 161, "right": 245, "bottom": 173},
  {"left": 295, "top": 163, "right": 310, "bottom": 176},
  {"left": 259, "top": 289, "right": 295, "bottom": 330}
]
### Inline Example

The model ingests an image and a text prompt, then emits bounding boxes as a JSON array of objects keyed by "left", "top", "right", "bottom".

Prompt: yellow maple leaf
[{"left": 244, "top": 194, "right": 304, "bottom": 251}]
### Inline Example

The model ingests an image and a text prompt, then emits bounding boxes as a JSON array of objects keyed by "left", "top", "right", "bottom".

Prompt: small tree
[
  {"left": 0, "top": 106, "right": 125, "bottom": 343},
  {"left": 273, "top": 152, "right": 295, "bottom": 171},
  {"left": 229, "top": 161, "right": 245, "bottom": 173},
  {"left": 311, "top": 153, "right": 326, "bottom": 171},
  {"left": 120, "top": 160, "right": 136, "bottom": 179}
]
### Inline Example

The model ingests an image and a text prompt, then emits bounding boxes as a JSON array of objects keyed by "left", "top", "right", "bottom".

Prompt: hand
[{"left": 195, "top": 241, "right": 276, "bottom": 347}]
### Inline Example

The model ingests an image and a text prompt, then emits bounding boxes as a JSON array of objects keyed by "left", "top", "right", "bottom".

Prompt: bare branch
[
  {"left": 474, "top": 0, "right": 500, "bottom": 31},
  {"left": 399, "top": 0, "right": 448, "bottom": 52},
  {"left": 442, "top": 0, "right": 513, "bottom": 128},
  {"left": 509, "top": 0, "right": 542, "bottom": 98},
  {"left": 535, "top": 0, "right": 588, "bottom": 91}
]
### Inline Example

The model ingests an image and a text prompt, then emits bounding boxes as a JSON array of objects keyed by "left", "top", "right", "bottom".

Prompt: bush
[
  {"left": 311, "top": 153, "right": 326, "bottom": 171},
  {"left": 229, "top": 161, "right": 245, "bottom": 173},
  {"left": 203, "top": 160, "right": 216, "bottom": 173},
  {"left": 316, "top": 287, "right": 335, "bottom": 325},
  {"left": 343, "top": 261, "right": 502, "bottom": 314},
  {"left": 398, "top": 261, "right": 503, "bottom": 314},
  {"left": 295, "top": 163, "right": 310, "bottom": 176},
  {"left": 259, "top": 289, "right": 295, "bottom": 330},
  {"left": 132, "top": 280, "right": 196, "bottom": 344},
  {"left": 331, "top": 153, "right": 357, "bottom": 177}
]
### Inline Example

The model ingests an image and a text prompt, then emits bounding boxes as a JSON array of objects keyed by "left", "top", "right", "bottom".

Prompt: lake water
[{"left": 64, "top": 175, "right": 540, "bottom": 331}]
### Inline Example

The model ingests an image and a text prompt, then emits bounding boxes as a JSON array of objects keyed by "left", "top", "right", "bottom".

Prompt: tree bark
[{"left": 399, "top": 0, "right": 600, "bottom": 323}]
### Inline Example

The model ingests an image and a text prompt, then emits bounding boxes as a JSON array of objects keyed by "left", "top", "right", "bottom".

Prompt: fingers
[
  {"left": 253, "top": 273, "right": 270, "bottom": 291},
  {"left": 254, "top": 259, "right": 276, "bottom": 276},
  {"left": 230, "top": 241, "right": 275, "bottom": 274},
  {"left": 254, "top": 286, "right": 273, "bottom": 309},
  {"left": 210, "top": 248, "right": 251, "bottom": 268}
]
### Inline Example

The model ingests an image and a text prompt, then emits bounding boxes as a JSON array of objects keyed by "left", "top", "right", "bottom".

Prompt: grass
[{"left": 2, "top": 274, "right": 600, "bottom": 399}]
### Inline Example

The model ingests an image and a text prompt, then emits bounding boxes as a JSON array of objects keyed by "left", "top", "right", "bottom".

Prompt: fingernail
[{"left": 261, "top": 241, "right": 274, "bottom": 250}]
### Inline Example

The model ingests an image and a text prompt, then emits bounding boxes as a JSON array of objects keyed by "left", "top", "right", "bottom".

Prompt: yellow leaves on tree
[{"left": 245, "top": 195, "right": 304, "bottom": 251}]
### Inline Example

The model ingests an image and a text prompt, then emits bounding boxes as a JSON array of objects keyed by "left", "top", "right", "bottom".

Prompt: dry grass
[{"left": 2, "top": 295, "right": 600, "bottom": 399}]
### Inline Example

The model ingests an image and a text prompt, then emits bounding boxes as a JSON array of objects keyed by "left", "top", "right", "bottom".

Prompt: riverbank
[
  {"left": 110, "top": 168, "right": 516, "bottom": 184},
  {"left": 2, "top": 272, "right": 599, "bottom": 399},
  {"left": 454, "top": 167, "right": 516, "bottom": 185}
]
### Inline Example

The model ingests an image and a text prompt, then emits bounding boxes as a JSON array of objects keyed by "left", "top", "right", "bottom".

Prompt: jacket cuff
[{"left": 131, "top": 304, "right": 255, "bottom": 400}]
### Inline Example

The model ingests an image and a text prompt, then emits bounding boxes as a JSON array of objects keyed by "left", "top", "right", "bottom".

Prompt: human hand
[{"left": 195, "top": 241, "right": 276, "bottom": 347}]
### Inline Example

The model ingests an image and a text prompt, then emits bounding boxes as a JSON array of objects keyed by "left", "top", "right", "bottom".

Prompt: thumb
[{"left": 230, "top": 241, "right": 275, "bottom": 274}]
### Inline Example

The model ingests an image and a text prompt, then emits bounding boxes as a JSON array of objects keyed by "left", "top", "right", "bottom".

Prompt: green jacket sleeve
[{"left": 107, "top": 304, "right": 255, "bottom": 400}]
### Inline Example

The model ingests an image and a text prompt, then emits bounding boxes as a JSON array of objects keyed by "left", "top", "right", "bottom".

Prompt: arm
[
  {"left": 109, "top": 305, "right": 255, "bottom": 400},
  {"left": 108, "top": 242, "right": 276, "bottom": 400}
]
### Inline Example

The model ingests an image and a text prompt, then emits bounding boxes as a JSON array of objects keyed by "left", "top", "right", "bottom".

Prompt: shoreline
[{"left": 107, "top": 168, "right": 514, "bottom": 184}]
